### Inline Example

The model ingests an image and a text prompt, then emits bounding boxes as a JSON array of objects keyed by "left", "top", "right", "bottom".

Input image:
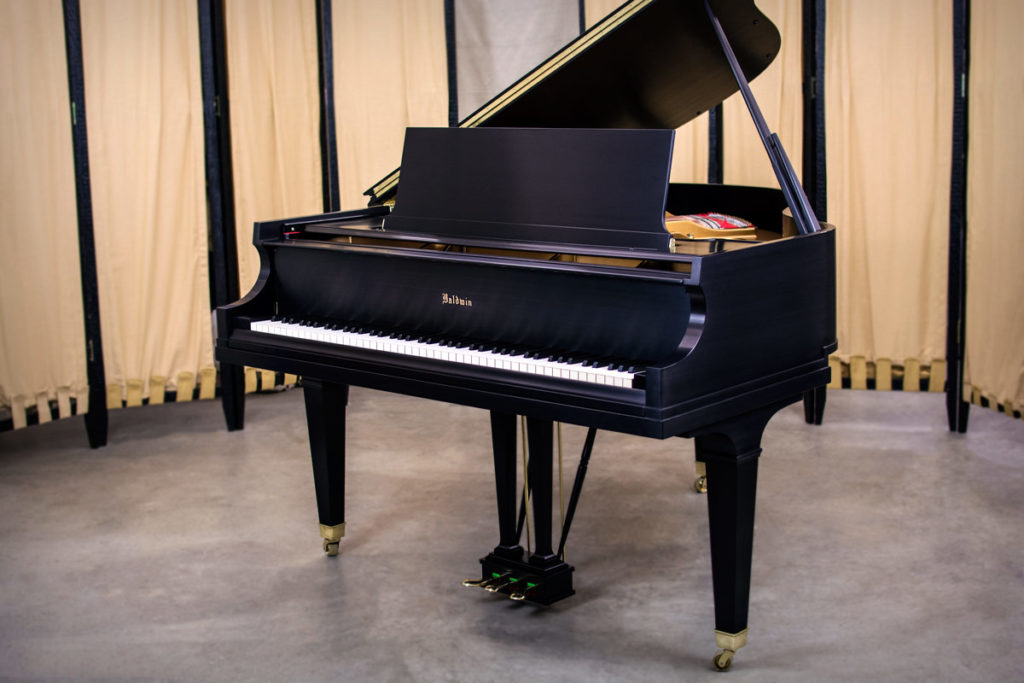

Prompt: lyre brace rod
[
  {"left": 556, "top": 427, "right": 598, "bottom": 559},
  {"left": 703, "top": 0, "right": 820, "bottom": 235},
  {"left": 515, "top": 487, "right": 528, "bottom": 544}
]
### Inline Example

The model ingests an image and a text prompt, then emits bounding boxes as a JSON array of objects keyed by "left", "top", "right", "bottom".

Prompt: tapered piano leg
[
  {"left": 693, "top": 402, "right": 787, "bottom": 670},
  {"left": 802, "top": 385, "right": 826, "bottom": 425},
  {"left": 221, "top": 362, "right": 245, "bottom": 431},
  {"left": 302, "top": 379, "right": 348, "bottom": 556}
]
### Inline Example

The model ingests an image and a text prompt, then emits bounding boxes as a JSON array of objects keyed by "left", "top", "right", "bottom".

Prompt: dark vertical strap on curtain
[
  {"left": 444, "top": 0, "right": 458, "bottom": 126},
  {"left": 62, "top": 0, "right": 108, "bottom": 448},
  {"left": 316, "top": 0, "right": 340, "bottom": 212},
  {"left": 801, "top": 0, "right": 826, "bottom": 218},
  {"left": 198, "top": 0, "right": 244, "bottom": 431},
  {"left": 578, "top": 0, "right": 586, "bottom": 34},
  {"left": 198, "top": 0, "right": 238, "bottom": 308},
  {"left": 801, "top": 0, "right": 827, "bottom": 425},
  {"left": 946, "top": 0, "right": 970, "bottom": 433},
  {"left": 708, "top": 104, "right": 724, "bottom": 183}
]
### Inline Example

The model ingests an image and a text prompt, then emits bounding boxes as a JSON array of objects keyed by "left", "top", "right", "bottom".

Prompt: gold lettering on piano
[{"left": 441, "top": 292, "right": 473, "bottom": 307}]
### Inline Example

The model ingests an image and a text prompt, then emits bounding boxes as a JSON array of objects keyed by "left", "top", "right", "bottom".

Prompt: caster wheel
[
  {"left": 694, "top": 475, "right": 707, "bottom": 494},
  {"left": 713, "top": 649, "right": 733, "bottom": 671},
  {"left": 323, "top": 540, "right": 340, "bottom": 556}
]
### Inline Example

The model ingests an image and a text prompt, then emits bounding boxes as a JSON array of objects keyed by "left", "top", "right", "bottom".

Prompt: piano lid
[{"left": 366, "top": 0, "right": 781, "bottom": 205}]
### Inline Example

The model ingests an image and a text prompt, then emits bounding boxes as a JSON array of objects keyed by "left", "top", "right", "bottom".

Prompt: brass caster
[
  {"left": 319, "top": 523, "right": 344, "bottom": 556},
  {"left": 713, "top": 649, "right": 734, "bottom": 671},
  {"left": 694, "top": 475, "right": 707, "bottom": 494},
  {"left": 712, "top": 628, "right": 746, "bottom": 671}
]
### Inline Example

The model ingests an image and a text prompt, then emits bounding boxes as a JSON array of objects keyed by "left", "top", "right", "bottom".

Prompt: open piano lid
[{"left": 365, "top": 0, "right": 782, "bottom": 206}]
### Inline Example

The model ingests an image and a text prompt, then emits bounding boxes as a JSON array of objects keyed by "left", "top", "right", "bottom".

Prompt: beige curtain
[
  {"left": 964, "top": 0, "right": 1024, "bottom": 416},
  {"left": 226, "top": 0, "right": 322, "bottom": 295},
  {"left": 825, "top": 0, "right": 952, "bottom": 388},
  {"left": 585, "top": 0, "right": 709, "bottom": 183},
  {"left": 723, "top": 0, "right": 802, "bottom": 187},
  {"left": 0, "top": 0, "right": 89, "bottom": 428},
  {"left": 81, "top": 0, "right": 214, "bottom": 406},
  {"left": 333, "top": 0, "right": 449, "bottom": 209}
]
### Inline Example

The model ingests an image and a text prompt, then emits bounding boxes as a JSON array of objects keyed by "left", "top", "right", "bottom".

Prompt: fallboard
[{"left": 269, "top": 243, "right": 692, "bottom": 363}]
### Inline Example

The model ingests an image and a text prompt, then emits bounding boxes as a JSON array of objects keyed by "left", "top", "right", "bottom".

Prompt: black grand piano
[{"left": 216, "top": 0, "right": 836, "bottom": 671}]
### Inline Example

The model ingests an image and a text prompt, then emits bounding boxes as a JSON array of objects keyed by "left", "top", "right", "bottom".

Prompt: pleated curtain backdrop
[
  {"left": 333, "top": 0, "right": 448, "bottom": 210},
  {"left": 225, "top": 0, "right": 322, "bottom": 296},
  {"left": 965, "top": 0, "right": 1024, "bottom": 416},
  {"left": 0, "top": 0, "right": 89, "bottom": 428},
  {"left": 825, "top": 0, "right": 953, "bottom": 392},
  {"left": 80, "top": 0, "right": 214, "bottom": 407}
]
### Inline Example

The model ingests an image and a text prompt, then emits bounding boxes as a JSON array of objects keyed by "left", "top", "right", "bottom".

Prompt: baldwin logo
[{"left": 440, "top": 292, "right": 473, "bottom": 307}]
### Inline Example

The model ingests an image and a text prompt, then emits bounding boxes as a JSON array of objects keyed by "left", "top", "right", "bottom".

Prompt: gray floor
[{"left": 1, "top": 387, "right": 1022, "bottom": 682}]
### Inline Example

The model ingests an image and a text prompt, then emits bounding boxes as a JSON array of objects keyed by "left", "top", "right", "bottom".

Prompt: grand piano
[{"left": 215, "top": 0, "right": 836, "bottom": 671}]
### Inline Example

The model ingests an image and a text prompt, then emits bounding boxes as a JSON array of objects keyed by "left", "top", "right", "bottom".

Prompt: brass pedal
[
  {"left": 463, "top": 572, "right": 510, "bottom": 590},
  {"left": 508, "top": 580, "right": 541, "bottom": 601},
  {"left": 485, "top": 578, "right": 513, "bottom": 593}
]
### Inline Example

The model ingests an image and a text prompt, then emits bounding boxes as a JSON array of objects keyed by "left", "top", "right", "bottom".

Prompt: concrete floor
[{"left": 0, "top": 387, "right": 1022, "bottom": 681}]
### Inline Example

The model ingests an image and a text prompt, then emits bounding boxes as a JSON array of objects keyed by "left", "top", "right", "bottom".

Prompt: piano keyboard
[{"left": 250, "top": 318, "right": 641, "bottom": 389}]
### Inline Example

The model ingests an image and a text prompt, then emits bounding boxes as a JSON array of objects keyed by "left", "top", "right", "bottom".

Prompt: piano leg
[
  {"left": 693, "top": 402, "right": 786, "bottom": 670},
  {"left": 220, "top": 362, "right": 245, "bottom": 431},
  {"left": 802, "top": 385, "right": 827, "bottom": 425},
  {"left": 302, "top": 379, "right": 348, "bottom": 556}
]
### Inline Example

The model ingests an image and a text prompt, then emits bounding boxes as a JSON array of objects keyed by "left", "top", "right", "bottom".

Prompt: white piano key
[{"left": 251, "top": 320, "right": 638, "bottom": 389}]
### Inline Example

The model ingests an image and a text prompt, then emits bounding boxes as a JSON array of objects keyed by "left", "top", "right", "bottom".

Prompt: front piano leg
[
  {"left": 302, "top": 379, "right": 348, "bottom": 556},
  {"left": 220, "top": 362, "right": 245, "bottom": 431},
  {"left": 692, "top": 402, "right": 788, "bottom": 671}
]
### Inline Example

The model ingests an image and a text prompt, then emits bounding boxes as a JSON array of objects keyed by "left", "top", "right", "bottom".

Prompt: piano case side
[{"left": 647, "top": 226, "right": 836, "bottom": 428}]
